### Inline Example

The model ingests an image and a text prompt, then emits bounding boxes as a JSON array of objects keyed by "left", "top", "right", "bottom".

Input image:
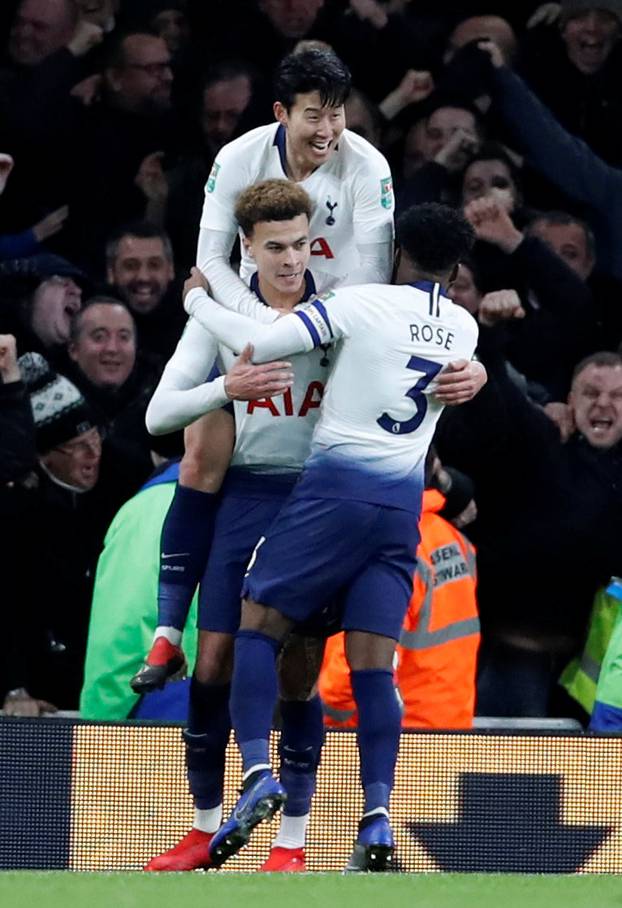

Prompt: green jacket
[
  {"left": 560, "top": 586, "right": 620, "bottom": 714},
  {"left": 80, "top": 465, "right": 197, "bottom": 719}
]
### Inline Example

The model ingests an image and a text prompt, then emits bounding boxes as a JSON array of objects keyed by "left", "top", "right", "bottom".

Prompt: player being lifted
[{"left": 182, "top": 202, "right": 481, "bottom": 872}]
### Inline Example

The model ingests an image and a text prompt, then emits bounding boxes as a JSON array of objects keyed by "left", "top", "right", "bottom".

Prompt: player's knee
[
  {"left": 179, "top": 452, "right": 224, "bottom": 492},
  {"left": 345, "top": 630, "right": 396, "bottom": 672},
  {"left": 194, "top": 633, "right": 233, "bottom": 684},
  {"left": 240, "top": 599, "right": 292, "bottom": 640},
  {"left": 279, "top": 635, "right": 324, "bottom": 699}
]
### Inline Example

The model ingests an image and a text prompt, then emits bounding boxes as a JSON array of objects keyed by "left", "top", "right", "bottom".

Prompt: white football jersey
[
  {"left": 147, "top": 275, "right": 330, "bottom": 473},
  {"left": 292, "top": 282, "right": 479, "bottom": 508},
  {"left": 200, "top": 123, "right": 394, "bottom": 284},
  {"left": 185, "top": 280, "right": 479, "bottom": 509}
]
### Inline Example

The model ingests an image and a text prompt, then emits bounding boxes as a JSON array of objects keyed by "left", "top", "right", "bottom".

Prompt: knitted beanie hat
[
  {"left": 18, "top": 352, "right": 97, "bottom": 453},
  {"left": 560, "top": 0, "right": 622, "bottom": 25}
]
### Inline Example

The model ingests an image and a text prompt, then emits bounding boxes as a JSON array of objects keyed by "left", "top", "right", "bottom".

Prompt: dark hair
[
  {"left": 235, "top": 179, "right": 313, "bottom": 236},
  {"left": 572, "top": 350, "right": 622, "bottom": 383},
  {"left": 104, "top": 31, "right": 159, "bottom": 69},
  {"left": 105, "top": 221, "right": 174, "bottom": 268},
  {"left": 527, "top": 209, "right": 596, "bottom": 260},
  {"left": 397, "top": 203, "right": 475, "bottom": 274},
  {"left": 456, "top": 253, "right": 483, "bottom": 291},
  {"left": 274, "top": 49, "right": 351, "bottom": 111},
  {"left": 69, "top": 295, "right": 135, "bottom": 344},
  {"left": 463, "top": 141, "right": 522, "bottom": 185},
  {"left": 202, "top": 59, "right": 256, "bottom": 93},
  {"left": 423, "top": 94, "right": 485, "bottom": 137}
]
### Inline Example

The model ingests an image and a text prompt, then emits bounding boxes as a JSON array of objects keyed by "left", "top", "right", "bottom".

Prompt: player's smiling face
[
  {"left": 275, "top": 91, "right": 345, "bottom": 177},
  {"left": 244, "top": 214, "right": 310, "bottom": 302}
]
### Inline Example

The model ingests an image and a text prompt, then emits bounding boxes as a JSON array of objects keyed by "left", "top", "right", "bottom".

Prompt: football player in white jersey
[
  {"left": 198, "top": 47, "right": 395, "bottom": 296},
  {"left": 145, "top": 47, "right": 483, "bottom": 696},
  {"left": 139, "top": 48, "right": 397, "bottom": 702},
  {"left": 183, "top": 202, "right": 481, "bottom": 872},
  {"left": 141, "top": 180, "right": 335, "bottom": 873}
]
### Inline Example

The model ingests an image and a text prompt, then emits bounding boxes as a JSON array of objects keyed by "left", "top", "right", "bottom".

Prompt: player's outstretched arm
[
  {"left": 146, "top": 319, "right": 294, "bottom": 435},
  {"left": 146, "top": 316, "right": 224, "bottom": 434},
  {"left": 184, "top": 269, "right": 313, "bottom": 363}
]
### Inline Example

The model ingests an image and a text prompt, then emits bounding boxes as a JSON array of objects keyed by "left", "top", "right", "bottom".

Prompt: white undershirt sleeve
[{"left": 185, "top": 288, "right": 313, "bottom": 362}]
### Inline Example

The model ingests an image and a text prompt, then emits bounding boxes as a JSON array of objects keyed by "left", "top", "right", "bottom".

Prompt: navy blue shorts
[
  {"left": 197, "top": 470, "right": 297, "bottom": 633},
  {"left": 242, "top": 495, "right": 420, "bottom": 641}
]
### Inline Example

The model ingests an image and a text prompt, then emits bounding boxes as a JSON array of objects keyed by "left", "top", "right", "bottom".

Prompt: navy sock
[
  {"left": 230, "top": 630, "right": 280, "bottom": 775},
  {"left": 279, "top": 697, "right": 324, "bottom": 817},
  {"left": 157, "top": 484, "right": 217, "bottom": 629},
  {"left": 351, "top": 668, "right": 401, "bottom": 814},
  {"left": 184, "top": 676, "right": 231, "bottom": 809}
]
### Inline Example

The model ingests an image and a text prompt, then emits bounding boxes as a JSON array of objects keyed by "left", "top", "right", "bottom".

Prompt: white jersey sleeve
[
  {"left": 145, "top": 318, "right": 222, "bottom": 434},
  {"left": 185, "top": 287, "right": 313, "bottom": 362},
  {"left": 347, "top": 143, "right": 394, "bottom": 283},
  {"left": 147, "top": 285, "right": 284, "bottom": 433},
  {"left": 196, "top": 128, "right": 269, "bottom": 306}
]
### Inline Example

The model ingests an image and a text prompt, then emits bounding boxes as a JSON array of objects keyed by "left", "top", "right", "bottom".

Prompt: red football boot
[
  {"left": 258, "top": 846, "right": 306, "bottom": 872},
  {"left": 144, "top": 828, "right": 214, "bottom": 871},
  {"left": 130, "top": 637, "right": 186, "bottom": 694}
]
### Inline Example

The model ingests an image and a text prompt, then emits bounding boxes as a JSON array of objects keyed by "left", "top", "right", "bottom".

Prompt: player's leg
[
  {"left": 144, "top": 629, "right": 233, "bottom": 870},
  {"left": 209, "top": 598, "right": 293, "bottom": 867},
  {"left": 211, "top": 497, "right": 382, "bottom": 867},
  {"left": 147, "top": 481, "right": 295, "bottom": 870},
  {"left": 340, "top": 510, "right": 419, "bottom": 872},
  {"left": 131, "top": 410, "right": 234, "bottom": 693},
  {"left": 343, "top": 630, "right": 400, "bottom": 872},
  {"left": 259, "top": 633, "right": 326, "bottom": 872}
]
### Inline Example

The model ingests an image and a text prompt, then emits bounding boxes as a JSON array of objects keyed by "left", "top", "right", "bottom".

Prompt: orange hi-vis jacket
[{"left": 319, "top": 489, "right": 480, "bottom": 729}]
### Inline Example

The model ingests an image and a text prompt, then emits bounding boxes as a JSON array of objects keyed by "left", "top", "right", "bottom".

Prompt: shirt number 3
[{"left": 377, "top": 355, "right": 441, "bottom": 435}]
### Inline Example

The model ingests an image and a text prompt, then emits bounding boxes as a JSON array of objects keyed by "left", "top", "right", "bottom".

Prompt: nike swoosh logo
[{"left": 161, "top": 552, "right": 190, "bottom": 558}]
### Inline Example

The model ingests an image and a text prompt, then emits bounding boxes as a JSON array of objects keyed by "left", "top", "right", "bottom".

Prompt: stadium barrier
[{"left": 1, "top": 717, "right": 620, "bottom": 873}]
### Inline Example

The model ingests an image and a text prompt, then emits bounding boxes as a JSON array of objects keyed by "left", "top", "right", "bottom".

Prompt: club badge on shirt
[
  {"left": 206, "top": 162, "right": 221, "bottom": 194},
  {"left": 380, "top": 176, "right": 393, "bottom": 210}
]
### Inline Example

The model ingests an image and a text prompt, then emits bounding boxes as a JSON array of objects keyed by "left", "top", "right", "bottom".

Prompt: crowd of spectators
[{"left": 1, "top": 0, "right": 622, "bottom": 725}]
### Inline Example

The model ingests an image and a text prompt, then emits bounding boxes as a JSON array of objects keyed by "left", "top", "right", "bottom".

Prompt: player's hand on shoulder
[
  {"left": 183, "top": 267, "right": 209, "bottom": 309},
  {"left": 224, "top": 343, "right": 294, "bottom": 401},
  {"left": 478, "top": 289, "right": 525, "bottom": 326},
  {"left": 435, "top": 359, "right": 487, "bottom": 405}
]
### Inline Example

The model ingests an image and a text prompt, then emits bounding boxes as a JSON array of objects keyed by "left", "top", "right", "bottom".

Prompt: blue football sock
[
  {"left": 184, "top": 676, "right": 231, "bottom": 809},
  {"left": 279, "top": 696, "right": 324, "bottom": 817},
  {"left": 351, "top": 668, "right": 401, "bottom": 814},
  {"left": 230, "top": 630, "right": 281, "bottom": 775},
  {"left": 157, "top": 484, "right": 217, "bottom": 630}
]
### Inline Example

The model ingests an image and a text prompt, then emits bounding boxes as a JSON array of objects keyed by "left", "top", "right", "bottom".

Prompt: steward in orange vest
[{"left": 319, "top": 488, "right": 480, "bottom": 729}]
